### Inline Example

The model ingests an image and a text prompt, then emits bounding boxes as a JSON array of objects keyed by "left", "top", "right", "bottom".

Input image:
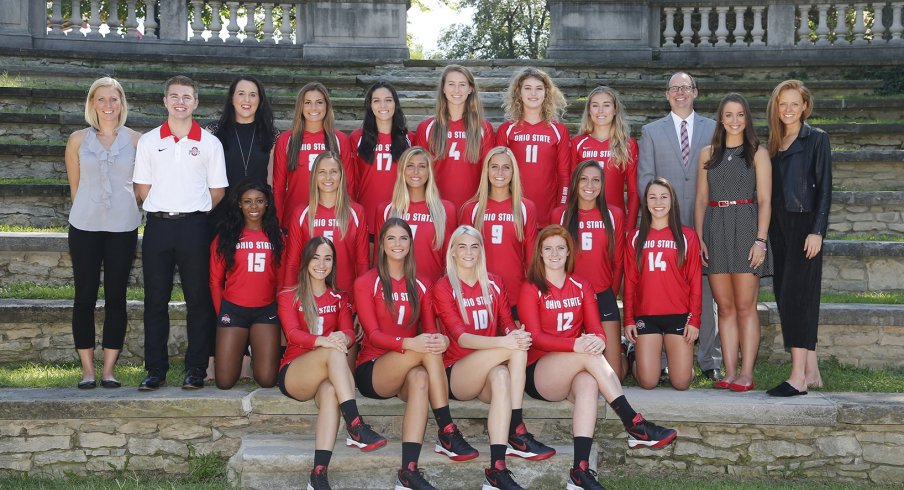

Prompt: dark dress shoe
[
  {"left": 182, "top": 368, "right": 206, "bottom": 390},
  {"left": 77, "top": 379, "right": 96, "bottom": 389},
  {"left": 702, "top": 369, "right": 724, "bottom": 381},
  {"left": 138, "top": 373, "right": 167, "bottom": 391},
  {"left": 766, "top": 381, "right": 807, "bottom": 397},
  {"left": 101, "top": 379, "right": 122, "bottom": 389}
]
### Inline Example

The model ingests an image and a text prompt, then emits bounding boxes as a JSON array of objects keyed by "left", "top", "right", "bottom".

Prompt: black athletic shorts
[
  {"left": 635, "top": 313, "right": 690, "bottom": 336},
  {"left": 596, "top": 289, "right": 621, "bottom": 322},
  {"left": 510, "top": 305, "right": 520, "bottom": 322},
  {"left": 445, "top": 364, "right": 460, "bottom": 401},
  {"left": 524, "top": 361, "right": 549, "bottom": 402},
  {"left": 276, "top": 362, "right": 299, "bottom": 400},
  {"left": 217, "top": 299, "right": 279, "bottom": 328},
  {"left": 354, "top": 359, "right": 393, "bottom": 400}
]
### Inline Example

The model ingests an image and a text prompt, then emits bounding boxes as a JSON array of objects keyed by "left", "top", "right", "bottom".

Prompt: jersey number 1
[{"left": 525, "top": 144, "right": 538, "bottom": 164}]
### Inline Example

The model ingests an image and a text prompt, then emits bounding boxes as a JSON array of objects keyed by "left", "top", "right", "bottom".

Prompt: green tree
[{"left": 436, "top": 0, "right": 549, "bottom": 59}]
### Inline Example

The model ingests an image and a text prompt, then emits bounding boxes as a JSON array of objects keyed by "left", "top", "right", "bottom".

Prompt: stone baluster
[
  {"left": 796, "top": 4, "right": 810, "bottom": 45},
  {"left": 751, "top": 5, "right": 765, "bottom": 46},
  {"left": 243, "top": 3, "right": 258, "bottom": 42},
  {"left": 209, "top": 1, "right": 223, "bottom": 41},
  {"left": 698, "top": 6, "right": 713, "bottom": 47},
  {"left": 142, "top": 0, "right": 157, "bottom": 39},
  {"left": 262, "top": 3, "right": 276, "bottom": 43},
  {"left": 815, "top": 3, "right": 831, "bottom": 45},
  {"left": 87, "top": 0, "right": 102, "bottom": 37},
  {"left": 125, "top": 0, "right": 139, "bottom": 38},
  {"left": 714, "top": 6, "right": 730, "bottom": 46},
  {"left": 679, "top": 7, "right": 693, "bottom": 47},
  {"left": 226, "top": 1, "right": 240, "bottom": 42},
  {"left": 853, "top": 2, "right": 868, "bottom": 43},
  {"left": 872, "top": 1, "right": 886, "bottom": 43},
  {"left": 662, "top": 7, "right": 677, "bottom": 47},
  {"left": 108, "top": 0, "right": 121, "bottom": 37},
  {"left": 891, "top": 2, "right": 904, "bottom": 42},
  {"left": 49, "top": 1, "right": 64, "bottom": 35},
  {"left": 190, "top": 0, "right": 205, "bottom": 41},
  {"left": 731, "top": 6, "right": 747, "bottom": 46},
  {"left": 68, "top": 0, "right": 82, "bottom": 36},
  {"left": 278, "top": 3, "right": 292, "bottom": 44}
]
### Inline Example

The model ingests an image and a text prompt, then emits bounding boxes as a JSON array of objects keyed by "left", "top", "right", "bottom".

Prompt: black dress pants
[{"left": 769, "top": 209, "right": 822, "bottom": 350}]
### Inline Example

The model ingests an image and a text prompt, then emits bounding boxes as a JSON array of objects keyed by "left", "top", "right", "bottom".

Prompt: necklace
[
  {"left": 726, "top": 145, "right": 741, "bottom": 162},
  {"left": 234, "top": 125, "right": 256, "bottom": 177}
]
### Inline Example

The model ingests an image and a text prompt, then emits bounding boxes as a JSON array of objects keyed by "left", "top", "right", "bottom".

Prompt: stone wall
[{"left": 828, "top": 192, "right": 904, "bottom": 235}]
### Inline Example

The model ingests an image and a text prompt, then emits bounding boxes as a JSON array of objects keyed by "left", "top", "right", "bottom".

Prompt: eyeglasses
[{"left": 667, "top": 85, "right": 695, "bottom": 94}]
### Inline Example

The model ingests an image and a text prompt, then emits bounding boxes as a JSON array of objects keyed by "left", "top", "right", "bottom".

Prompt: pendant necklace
[{"left": 234, "top": 125, "right": 256, "bottom": 177}]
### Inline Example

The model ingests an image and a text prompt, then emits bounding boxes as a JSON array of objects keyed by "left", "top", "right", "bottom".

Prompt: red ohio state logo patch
[{"left": 190, "top": 147, "right": 200, "bottom": 156}]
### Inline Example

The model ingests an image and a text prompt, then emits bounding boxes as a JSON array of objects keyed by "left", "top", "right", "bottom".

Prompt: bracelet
[
  {"left": 754, "top": 241, "right": 767, "bottom": 251},
  {"left": 755, "top": 237, "right": 767, "bottom": 243}
]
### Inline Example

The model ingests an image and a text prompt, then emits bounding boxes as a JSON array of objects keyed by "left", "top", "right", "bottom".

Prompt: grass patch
[
  {"left": 0, "top": 177, "right": 68, "bottom": 185},
  {"left": 0, "top": 224, "right": 69, "bottom": 233},
  {"left": 808, "top": 116, "right": 904, "bottom": 124},
  {"left": 827, "top": 232, "right": 904, "bottom": 242},
  {"left": 0, "top": 71, "right": 27, "bottom": 88},
  {"left": 0, "top": 282, "right": 183, "bottom": 301},
  {"left": 598, "top": 469, "right": 897, "bottom": 489},
  {"left": 758, "top": 289, "right": 904, "bottom": 304}
]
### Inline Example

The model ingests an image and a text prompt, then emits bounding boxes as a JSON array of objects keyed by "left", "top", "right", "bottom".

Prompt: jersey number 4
[{"left": 647, "top": 251, "right": 667, "bottom": 272}]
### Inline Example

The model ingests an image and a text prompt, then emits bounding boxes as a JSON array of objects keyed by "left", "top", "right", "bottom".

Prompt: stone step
[{"left": 227, "top": 434, "right": 591, "bottom": 490}]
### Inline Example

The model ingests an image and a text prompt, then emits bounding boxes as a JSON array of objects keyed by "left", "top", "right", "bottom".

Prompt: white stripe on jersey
[
  {"left": 550, "top": 123, "right": 562, "bottom": 144},
  {"left": 416, "top": 279, "right": 427, "bottom": 294},
  {"left": 350, "top": 207, "right": 360, "bottom": 227},
  {"left": 372, "top": 276, "right": 381, "bottom": 296},
  {"left": 630, "top": 229, "right": 640, "bottom": 248},
  {"left": 329, "top": 290, "right": 342, "bottom": 300},
  {"left": 505, "top": 122, "right": 516, "bottom": 142},
  {"left": 489, "top": 279, "right": 501, "bottom": 295},
  {"left": 567, "top": 276, "right": 584, "bottom": 299},
  {"left": 520, "top": 201, "right": 528, "bottom": 225},
  {"left": 574, "top": 134, "right": 591, "bottom": 154},
  {"left": 425, "top": 119, "right": 436, "bottom": 141},
  {"left": 299, "top": 206, "right": 311, "bottom": 227}
]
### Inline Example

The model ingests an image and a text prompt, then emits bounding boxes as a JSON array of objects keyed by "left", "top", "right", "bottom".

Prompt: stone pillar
[
  {"left": 767, "top": 2, "right": 798, "bottom": 47},
  {"left": 0, "top": 0, "right": 43, "bottom": 47},
  {"left": 158, "top": 0, "right": 189, "bottom": 41},
  {"left": 547, "top": 0, "right": 653, "bottom": 61},
  {"left": 299, "top": 0, "right": 409, "bottom": 61}
]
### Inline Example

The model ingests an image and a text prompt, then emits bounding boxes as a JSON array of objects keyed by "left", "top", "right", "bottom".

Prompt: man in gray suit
[{"left": 638, "top": 72, "right": 723, "bottom": 381}]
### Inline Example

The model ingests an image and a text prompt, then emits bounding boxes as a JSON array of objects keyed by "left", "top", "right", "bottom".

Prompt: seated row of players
[{"left": 212, "top": 165, "right": 691, "bottom": 489}]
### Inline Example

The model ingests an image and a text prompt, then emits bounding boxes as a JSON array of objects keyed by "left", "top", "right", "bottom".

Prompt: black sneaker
[
  {"left": 395, "top": 462, "right": 437, "bottom": 490},
  {"left": 307, "top": 464, "right": 330, "bottom": 490},
  {"left": 506, "top": 422, "right": 555, "bottom": 461},
  {"left": 625, "top": 413, "right": 677, "bottom": 449},
  {"left": 434, "top": 422, "right": 479, "bottom": 461},
  {"left": 482, "top": 462, "right": 525, "bottom": 490},
  {"left": 567, "top": 460, "right": 605, "bottom": 490},
  {"left": 345, "top": 417, "right": 387, "bottom": 451}
]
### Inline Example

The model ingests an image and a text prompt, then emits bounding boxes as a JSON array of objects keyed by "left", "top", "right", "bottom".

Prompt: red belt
[{"left": 709, "top": 199, "right": 753, "bottom": 207}]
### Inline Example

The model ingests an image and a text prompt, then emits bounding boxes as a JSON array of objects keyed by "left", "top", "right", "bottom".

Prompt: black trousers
[
  {"left": 142, "top": 213, "right": 215, "bottom": 373},
  {"left": 769, "top": 209, "right": 822, "bottom": 350},
  {"left": 68, "top": 226, "right": 138, "bottom": 350}
]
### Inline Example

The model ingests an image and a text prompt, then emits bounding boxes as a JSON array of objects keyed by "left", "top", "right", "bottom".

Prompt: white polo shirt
[{"left": 133, "top": 120, "right": 228, "bottom": 213}]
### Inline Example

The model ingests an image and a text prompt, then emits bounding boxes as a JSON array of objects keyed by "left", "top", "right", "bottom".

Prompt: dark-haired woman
[
  {"left": 625, "top": 178, "right": 701, "bottom": 390},
  {"left": 416, "top": 64, "right": 495, "bottom": 211},
  {"left": 694, "top": 93, "right": 772, "bottom": 392},
  {"left": 351, "top": 82, "right": 414, "bottom": 236},
  {"left": 520, "top": 225, "right": 677, "bottom": 490},
  {"left": 273, "top": 82, "right": 352, "bottom": 224},
  {"left": 354, "top": 218, "right": 477, "bottom": 490},
  {"left": 278, "top": 237, "right": 386, "bottom": 490},
  {"left": 551, "top": 160, "right": 626, "bottom": 381},
  {"left": 210, "top": 180, "right": 284, "bottom": 389},
  {"left": 765, "top": 80, "right": 832, "bottom": 397}
]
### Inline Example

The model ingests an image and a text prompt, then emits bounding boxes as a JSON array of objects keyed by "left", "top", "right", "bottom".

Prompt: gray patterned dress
[{"left": 702, "top": 146, "right": 773, "bottom": 276}]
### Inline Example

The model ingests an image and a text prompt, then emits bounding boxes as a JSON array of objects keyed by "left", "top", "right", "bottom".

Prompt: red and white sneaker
[
  {"left": 505, "top": 422, "right": 555, "bottom": 461},
  {"left": 345, "top": 416, "right": 387, "bottom": 451},
  {"left": 434, "top": 422, "right": 479, "bottom": 461},
  {"left": 625, "top": 413, "right": 677, "bottom": 449}
]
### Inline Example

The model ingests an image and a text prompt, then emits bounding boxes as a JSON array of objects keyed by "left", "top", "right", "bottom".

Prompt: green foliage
[
  {"left": 0, "top": 282, "right": 181, "bottom": 301},
  {"left": 437, "top": 0, "right": 549, "bottom": 59},
  {"left": 758, "top": 289, "right": 904, "bottom": 304}
]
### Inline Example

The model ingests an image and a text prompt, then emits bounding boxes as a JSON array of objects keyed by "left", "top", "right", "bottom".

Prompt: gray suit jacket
[{"left": 638, "top": 113, "right": 716, "bottom": 227}]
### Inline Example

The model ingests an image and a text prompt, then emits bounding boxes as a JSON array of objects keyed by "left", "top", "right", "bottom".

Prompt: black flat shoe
[
  {"left": 766, "top": 381, "right": 807, "bottom": 397},
  {"left": 77, "top": 379, "right": 96, "bottom": 390},
  {"left": 701, "top": 369, "right": 724, "bottom": 382},
  {"left": 138, "top": 372, "right": 167, "bottom": 391},
  {"left": 182, "top": 368, "right": 206, "bottom": 390},
  {"left": 101, "top": 379, "right": 122, "bottom": 388}
]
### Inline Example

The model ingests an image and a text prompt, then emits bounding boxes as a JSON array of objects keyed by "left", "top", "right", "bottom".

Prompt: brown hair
[
  {"left": 635, "top": 177, "right": 685, "bottom": 272},
  {"left": 286, "top": 82, "right": 339, "bottom": 171}
]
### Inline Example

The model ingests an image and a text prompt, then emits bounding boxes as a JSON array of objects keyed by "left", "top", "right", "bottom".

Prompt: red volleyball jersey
[
  {"left": 623, "top": 226, "right": 702, "bottom": 328},
  {"left": 433, "top": 274, "right": 517, "bottom": 367},
  {"left": 278, "top": 287, "right": 355, "bottom": 369},
  {"left": 517, "top": 275, "right": 606, "bottom": 365},
  {"left": 350, "top": 129, "right": 415, "bottom": 234},
  {"left": 570, "top": 135, "right": 640, "bottom": 226},
  {"left": 272, "top": 129, "right": 353, "bottom": 224},
  {"left": 374, "top": 199, "right": 456, "bottom": 284},
  {"left": 550, "top": 205, "right": 625, "bottom": 295},
  {"left": 416, "top": 117, "right": 495, "bottom": 210},
  {"left": 353, "top": 269, "right": 437, "bottom": 366},
  {"left": 460, "top": 198, "right": 537, "bottom": 307},
  {"left": 282, "top": 202, "right": 369, "bottom": 298},
  {"left": 495, "top": 120, "right": 571, "bottom": 226},
  {"left": 210, "top": 228, "right": 280, "bottom": 314}
]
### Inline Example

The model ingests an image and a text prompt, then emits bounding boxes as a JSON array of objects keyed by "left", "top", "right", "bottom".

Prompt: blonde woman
[
  {"left": 278, "top": 236, "right": 386, "bottom": 490},
  {"left": 374, "top": 147, "right": 456, "bottom": 284},
  {"left": 416, "top": 65, "right": 495, "bottom": 210},
  {"left": 496, "top": 67, "right": 571, "bottom": 226},
  {"left": 460, "top": 146, "right": 537, "bottom": 314},
  {"left": 65, "top": 77, "right": 141, "bottom": 389}
]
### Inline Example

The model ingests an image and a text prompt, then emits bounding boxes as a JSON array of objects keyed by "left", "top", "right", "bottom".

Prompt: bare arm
[
  {"left": 694, "top": 146, "right": 711, "bottom": 265},
  {"left": 135, "top": 184, "right": 151, "bottom": 202},
  {"left": 210, "top": 187, "right": 225, "bottom": 207},
  {"left": 753, "top": 147, "right": 772, "bottom": 241},
  {"left": 64, "top": 130, "right": 86, "bottom": 201}
]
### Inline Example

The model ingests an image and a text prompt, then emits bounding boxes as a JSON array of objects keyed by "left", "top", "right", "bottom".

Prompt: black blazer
[{"left": 774, "top": 123, "right": 832, "bottom": 236}]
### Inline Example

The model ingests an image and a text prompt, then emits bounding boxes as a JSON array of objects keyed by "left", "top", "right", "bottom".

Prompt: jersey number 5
[{"left": 647, "top": 251, "right": 667, "bottom": 272}]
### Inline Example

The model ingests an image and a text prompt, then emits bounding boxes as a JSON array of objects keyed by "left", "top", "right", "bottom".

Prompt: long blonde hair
[
  {"left": 307, "top": 151, "right": 351, "bottom": 239},
  {"left": 767, "top": 79, "right": 813, "bottom": 158},
  {"left": 578, "top": 86, "right": 632, "bottom": 170},
  {"left": 445, "top": 225, "right": 493, "bottom": 327},
  {"left": 286, "top": 82, "right": 339, "bottom": 171},
  {"left": 503, "top": 67, "right": 566, "bottom": 123},
  {"left": 467, "top": 146, "right": 526, "bottom": 242},
  {"left": 389, "top": 147, "right": 447, "bottom": 251},
  {"left": 428, "top": 65, "right": 486, "bottom": 164}
]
